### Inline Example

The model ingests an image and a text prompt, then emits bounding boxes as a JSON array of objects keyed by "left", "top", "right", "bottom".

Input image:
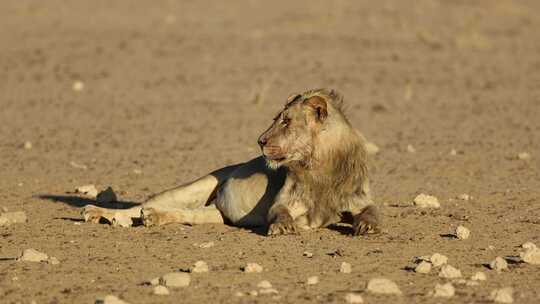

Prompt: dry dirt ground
[{"left": 1, "top": 1, "right": 540, "bottom": 303}]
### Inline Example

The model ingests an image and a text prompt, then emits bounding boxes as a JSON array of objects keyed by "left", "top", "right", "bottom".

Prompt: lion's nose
[{"left": 258, "top": 137, "right": 267, "bottom": 147}]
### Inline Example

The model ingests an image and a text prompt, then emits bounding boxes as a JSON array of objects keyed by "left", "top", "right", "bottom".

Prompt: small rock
[
  {"left": 366, "top": 278, "right": 402, "bottom": 295},
  {"left": 70, "top": 161, "right": 88, "bottom": 170},
  {"left": 198, "top": 241, "right": 215, "bottom": 248},
  {"left": 235, "top": 291, "right": 245, "bottom": 297},
  {"left": 97, "top": 187, "right": 117, "bottom": 204},
  {"left": 455, "top": 225, "right": 471, "bottom": 240},
  {"left": 259, "top": 288, "right": 278, "bottom": 295},
  {"left": 75, "top": 185, "right": 98, "bottom": 198},
  {"left": 471, "top": 271, "right": 487, "bottom": 281},
  {"left": 434, "top": 283, "right": 455, "bottom": 298},
  {"left": 439, "top": 265, "right": 462, "bottom": 279},
  {"left": 18, "top": 249, "right": 49, "bottom": 262},
  {"left": 340, "top": 262, "right": 352, "bottom": 273},
  {"left": 243, "top": 263, "right": 263, "bottom": 273},
  {"left": 466, "top": 280, "right": 480, "bottom": 286},
  {"left": 95, "top": 295, "right": 129, "bottom": 304},
  {"left": 489, "top": 287, "right": 514, "bottom": 303},
  {"left": 344, "top": 292, "right": 364, "bottom": 303},
  {"left": 133, "top": 169, "right": 142, "bottom": 175},
  {"left": 306, "top": 276, "right": 319, "bottom": 285},
  {"left": 153, "top": 285, "right": 170, "bottom": 296},
  {"left": 521, "top": 242, "right": 537, "bottom": 250},
  {"left": 248, "top": 290, "right": 258, "bottom": 296},
  {"left": 160, "top": 272, "right": 191, "bottom": 287},
  {"left": 407, "top": 144, "right": 416, "bottom": 153},
  {"left": 520, "top": 248, "right": 540, "bottom": 265},
  {"left": 257, "top": 280, "right": 272, "bottom": 289},
  {"left": 415, "top": 261, "right": 432, "bottom": 274},
  {"left": 487, "top": 245, "right": 496, "bottom": 250},
  {"left": 430, "top": 253, "right": 448, "bottom": 267},
  {"left": 457, "top": 193, "right": 471, "bottom": 201},
  {"left": 72, "top": 81, "right": 85, "bottom": 92},
  {"left": 303, "top": 251, "right": 314, "bottom": 258},
  {"left": 191, "top": 261, "right": 209, "bottom": 273},
  {"left": 449, "top": 149, "right": 457, "bottom": 156},
  {"left": 517, "top": 152, "right": 531, "bottom": 161},
  {"left": 23, "top": 141, "right": 33, "bottom": 150},
  {"left": 413, "top": 193, "right": 440, "bottom": 208},
  {"left": 149, "top": 277, "right": 160, "bottom": 285},
  {"left": 48, "top": 257, "right": 60, "bottom": 265},
  {"left": 365, "top": 142, "right": 380, "bottom": 155},
  {"left": 0, "top": 211, "right": 28, "bottom": 226},
  {"left": 489, "top": 257, "right": 508, "bottom": 272}
]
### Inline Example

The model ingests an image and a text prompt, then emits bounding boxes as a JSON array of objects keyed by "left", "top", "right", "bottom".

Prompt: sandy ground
[{"left": 1, "top": 0, "right": 540, "bottom": 303}]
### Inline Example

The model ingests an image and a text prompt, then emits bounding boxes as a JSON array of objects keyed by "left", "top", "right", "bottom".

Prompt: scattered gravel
[
  {"left": 306, "top": 276, "right": 319, "bottom": 285},
  {"left": 366, "top": 278, "right": 402, "bottom": 295},
  {"left": 153, "top": 285, "right": 170, "bottom": 295},
  {"left": 344, "top": 292, "right": 364, "bottom": 303},
  {"left": 159, "top": 272, "right": 191, "bottom": 287},
  {"left": 415, "top": 261, "right": 432, "bottom": 274},
  {"left": 191, "top": 261, "right": 209, "bottom": 273},
  {"left": 439, "top": 265, "right": 462, "bottom": 279},
  {"left": 455, "top": 225, "right": 471, "bottom": 240},
  {"left": 340, "top": 262, "right": 352, "bottom": 273},
  {"left": 97, "top": 187, "right": 117, "bottom": 204},
  {"left": 433, "top": 283, "right": 455, "bottom": 298},
  {"left": 75, "top": 185, "right": 98, "bottom": 198},
  {"left": 243, "top": 263, "right": 263, "bottom": 273},
  {"left": 430, "top": 253, "right": 448, "bottom": 267},
  {"left": 490, "top": 287, "right": 514, "bottom": 303},
  {"left": 0, "top": 211, "right": 27, "bottom": 226},
  {"left": 489, "top": 257, "right": 508, "bottom": 272},
  {"left": 413, "top": 194, "right": 440, "bottom": 208},
  {"left": 471, "top": 272, "right": 487, "bottom": 281},
  {"left": 95, "top": 295, "right": 129, "bottom": 304},
  {"left": 18, "top": 249, "right": 49, "bottom": 262}
]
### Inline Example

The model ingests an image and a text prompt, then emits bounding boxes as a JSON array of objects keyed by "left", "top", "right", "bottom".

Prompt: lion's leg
[{"left": 141, "top": 205, "right": 224, "bottom": 227}]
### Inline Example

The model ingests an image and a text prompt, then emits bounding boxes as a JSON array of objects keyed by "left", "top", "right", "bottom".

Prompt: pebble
[
  {"left": 195, "top": 241, "right": 215, "bottom": 248},
  {"left": 449, "top": 149, "right": 457, "bottom": 156},
  {"left": 243, "top": 263, "right": 263, "bottom": 273},
  {"left": 415, "top": 261, "right": 432, "bottom": 274},
  {"left": 18, "top": 249, "right": 49, "bottom": 262},
  {"left": 72, "top": 81, "right": 85, "bottom": 92},
  {"left": 517, "top": 152, "right": 531, "bottom": 161},
  {"left": 340, "top": 262, "right": 352, "bottom": 273},
  {"left": 520, "top": 247, "right": 540, "bottom": 265},
  {"left": 344, "top": 292, "right": 364, "bottom": 303},
  {"left": 257, "top": 280, "right": 273, "bottom": 289},
  {"left": 455, "top": 225, "right": 471, "bottom": 240},
  {"left": 75, "top": 185, "right": 98, "bottom": 198},
  {"left": 471, "top": 271, "right": 487, "bottom": 281},
  {"left": 306, "top": 276, "right": 319, "bottom": 285},
  {"left": 366, "top": 278, "right": 402, "bottom": 295},
  {"left": 153, "top": 285, "right": 170, "bottom": 295},
  {"left": 457, "top": 193, "right": 471, "bottom": 201},
  {"left": 191, "top": 261, "right": 209, "bottom": 273},
  {"left": 0, "top": 211, "right": 27, "bottom": 226},
  {"left": 413, "top": 193, "right": 440, "bottom": 208},
  {"left": 70, "top": 161, "right": 88, "bottom": 170},
  {"left": 97, "top": 187, "right": 117, "bottom": 204},
  {"left": 23, "top": 141, "right": 33, "bottom": 150},
  {"left": 133, "top": 169, "right": 142, "bottom": 175},
  {"left": 439, "top": 265, "right": 462, "bottom": 279},
  {"left": 489, "top": 257, "right": 508, "bottom": 272},
  {"left": 303, "top": 251, "right": 314, "bottom": 258},
  {"left": 365, "top": 142, "right": 380, "bottom": 155},
  {"left": 48, "top": 257, "right": 60, "bottom": 265},
  {"left": 466, "top": 280, "right": 480, "bottom": 286},
  {"left": 159, "top": 272, "right": 191, "bottom": 287},
  {"left": 430, "top": 253, "right": 448, "bottom": 267},
  {"left": 259, "top": 288, "right": 279, "bottom": 295},
  {"left": 490, "top": 287, "right": 514, "bottom": 303},
  {"left": 407, "top": 144, "right": 416, "bottom": 153},
  {"left": 149, "top": 277, "right": 160, "bottom": 285},
  {"left": 433, "top": 283, "right": 455, "bottom": 298},
  {"left": 95, "top": 295, "right": 129, "bottom": 304},
  {"left": 521, "top": 242, "right": 537, "bottom": 250}
]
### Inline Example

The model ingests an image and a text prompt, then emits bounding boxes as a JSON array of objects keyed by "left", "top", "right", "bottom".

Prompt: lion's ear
[
  {"left": 304, "top": 96, "right": 328, "bottom": 121},
  {"left": 286, "top": 93, "right": 302, "bottom": 104}
]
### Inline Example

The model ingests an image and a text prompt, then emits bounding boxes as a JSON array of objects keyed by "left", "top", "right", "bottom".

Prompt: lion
[{"left": 82, "top": 88, "right": 380, "bottom": 235}]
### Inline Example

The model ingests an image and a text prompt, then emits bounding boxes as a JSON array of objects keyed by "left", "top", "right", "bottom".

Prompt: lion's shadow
[{"left": 38, "top": 194, "right": 139, "bottom": 209}]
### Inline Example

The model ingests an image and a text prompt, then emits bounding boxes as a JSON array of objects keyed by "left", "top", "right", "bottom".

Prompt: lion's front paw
[
  {"left": 82, "top": 205, "right": 106, "bottom": 223},
  {"left": 141, "top": 207, "right": 167, "bottom": 227},
  {"left": 267, "top": 220, "right": 298, "bottom": 236},
  {"left": 353, "top": 206, "right": 380, "bottom": 236}
]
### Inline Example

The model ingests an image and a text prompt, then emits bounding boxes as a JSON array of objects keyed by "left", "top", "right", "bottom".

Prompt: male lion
[{"left": 82, "top": 88, "right": 380, "bottom": 235}]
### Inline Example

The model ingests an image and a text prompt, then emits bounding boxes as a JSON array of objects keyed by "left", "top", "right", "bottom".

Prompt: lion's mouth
[{"left": 262, "top": 146, "right": 286, "bottom": 162}]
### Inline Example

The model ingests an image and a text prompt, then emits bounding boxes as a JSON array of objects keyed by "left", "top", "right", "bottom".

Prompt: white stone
[
  {"left": 413, "top": 194, "right": 440, "bottom": 208},
  {"left": 457, "top": 193, "right": 471, "bottom": 201},
  {"left": 24, "top": 141, "right": 33, "bottom": 150},
  {"left": 70, "top": 161, "right": 88, "bottom": 170},
  {"left": 489, "top": 257, "right": 508, "bottom": 272},
  {"left": 303, "top": 251, "right": 313, "bottom": 258},
  {"left": 430, "top": 253, "right": 448, "bottom": 267},
  {"left": 471, "top": 271, "right": 487, "bottom": 281},
  {"left": 18, "top": 249, "right": 49, "bottom": 262},
  {"left": 434, "top": 283, "right": 455, "bottom": 298},
  {"left": 407, "top": 144, "right": 416, "bottom": 153},
  {"left": 72, "top": 81, "right": 85, "bottom": 92},
  {"left": 449, "top": 149, "right": 457, "bottom": 156},
  {"left": 257, "top": 280, "right": 272, "bottom": 289},
  {"left": 517, "top": 152, "right": 531, "bottom": 161},
  {"left": 439, "top": 265, "right": 462, "bottom": 279},
  {"left": 520, "top": 248, "right": 540, "bottom": 265},
  {"left": 75, "top": 185, "right": 98, "bottom": 198},
  {"left": 243, "top": 263, "right": 263, "bottom": 273},
  {"left": 490, "top": 288, "right": 514, "bottom": 303},
  {"left": 306, "top": 276, "right": 319, "bottom": 285},
  {"left": 0, "top": 211, "right": 27, "bottom": 226},
  {"left": 198, "top": 241, "right": 215, "bottom": 248},
  {"left": 160, "top": 272, "right": 190, "bottom": 287},
  {"left": 95, "top": 295, "right": 129, "bottom": 304},
  {"left": 153, "top": 285, "right": 170, "bottom": 295},
  {"left": 344, "top": 292, "right": 364, "bottom": 303},
  {"left": 149, "top": 277, "right": 160, "bottom": 285},
  {"left": 521, "top": 242, "right": 537, "bottom": 250},
  {"left": 192, "top": 261, "right": 209, "bottom": 273},
  {"left": 365, "top": 142, "right": 380, "bottom": 155},
  {"left": 366, "top": 278, "right": 402, "bottom": 295},
  {"left": 248, "top": 290, "right": 258, "bottom": 296},
  {"left": 97, "top": 187, "right": 117, "bottom": 204},
  {"left": 415, "top": 261, "right": 432, "bottom": 274},
  {"left": 48, "top": 257, "right": 60, "bottom": 265},
  {"left": 259, "top": 288, "right": 278, "bottom": 295},
  {"left": 340, "top": 262, "right": 352, "bottom": 273},
  {"left": 455, "top": 225, "right": 471, "bottom": 240}
]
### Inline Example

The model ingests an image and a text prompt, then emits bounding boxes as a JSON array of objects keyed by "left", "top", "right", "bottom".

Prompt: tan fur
[{"left": 82, "top": 89, "right": 380, "bottom": 235}]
